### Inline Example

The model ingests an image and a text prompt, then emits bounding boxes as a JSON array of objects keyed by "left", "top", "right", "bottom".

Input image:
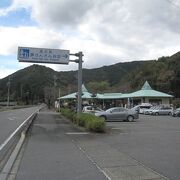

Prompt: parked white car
[
  {"left": 132, "top": 103, "right": 152, "bottom": 114},
  {"left": 82, "top": 106, "right": 103, "bottom": 114}
]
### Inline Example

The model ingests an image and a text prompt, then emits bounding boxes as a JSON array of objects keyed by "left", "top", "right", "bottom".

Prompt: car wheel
[
  {"left": 127, "top": 115, "right": 134, "bottom": 122},
  {"left": 155, "top": 112, "right": 159, "bottom": 116},
  {"left": 100, "top": 115, "right": 106, "bottom": 121},
  {"left": 168, "top": 112, "right": 172, "bottom": 116}
]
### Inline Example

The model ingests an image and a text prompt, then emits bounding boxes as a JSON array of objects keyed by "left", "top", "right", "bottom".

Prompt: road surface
[{"left": 0, "top": 106, "right": 40, "bottom": 145}]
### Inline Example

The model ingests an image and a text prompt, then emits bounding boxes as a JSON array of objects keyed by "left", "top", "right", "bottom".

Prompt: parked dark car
[
  {"left": 95, "top": 107, "right": 139, "bottom": 122},
  {"left": 172, "top": 108, "right": 180, "bottom": 117}
]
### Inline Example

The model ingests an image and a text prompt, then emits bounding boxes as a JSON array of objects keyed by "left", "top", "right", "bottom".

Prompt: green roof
[
  {"left": 59, "top": 93, "right": 76, "bottom": 99},
  {"left": 124, "top": 81, "right": 173, "bottom": 98},
  {"left": 59, "top": 84, "right": 93, "bottom": 99},
  {"left": 141, "top": 81, "right": 152, "bottom": 90},
  {"left": 82, "top": 84, "right": 88, "bottom": 92},
  {"left": 96, "top": 81, "right": 173, "bottom": 99},
  {"left": 59, "top": 81, "right": 173, "bottom": 100},
  {"left": 96, "top": 93, "right": 122, "bottom": 99}
]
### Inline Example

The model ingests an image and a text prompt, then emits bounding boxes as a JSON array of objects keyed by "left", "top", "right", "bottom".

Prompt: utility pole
[
  {"left": 7, "top": 76, "right": 11, "bottom": 107},
  {"left": 21, "top": 84, "right": 23, "bottom": 102},
  {"left": 77, "top": 52, "right": 83, "bottom": 113},
  {"left": 58, "top": 88, "right": 60, "bottom": 112},
  {"left": 54, "top": 74, "right": 57, "bottom": 98}
]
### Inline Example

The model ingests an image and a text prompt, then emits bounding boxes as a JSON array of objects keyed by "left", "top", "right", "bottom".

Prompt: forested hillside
[
  {"left": 129, "top": 52, "right": 180, "bottom": 97},
  {"left": 0, "top": 51, "right": 179, "bottom": 105}
]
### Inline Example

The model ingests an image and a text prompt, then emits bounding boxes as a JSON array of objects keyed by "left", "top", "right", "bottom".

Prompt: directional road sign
[{"left": 18, "top": 47, "right": 69, "bottom": 64}]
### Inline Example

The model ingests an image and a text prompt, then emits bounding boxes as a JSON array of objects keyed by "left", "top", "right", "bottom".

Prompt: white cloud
[
  {"left": 0, "top": 0, "right": 180, "bottom": 78},
  {"left": 0, "top": 26, "right": 65, "bottom": 55}
]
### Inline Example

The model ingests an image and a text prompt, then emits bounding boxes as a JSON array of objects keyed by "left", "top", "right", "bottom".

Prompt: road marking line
[
  {"left": 8, "top": 117, "right": 16, "bottom": 121},
  {"left": 71, "top": 139, "right": 111, "bottom": 180},
  {"left": 66, "top": 132, "right": 89, "bottom": 135}
]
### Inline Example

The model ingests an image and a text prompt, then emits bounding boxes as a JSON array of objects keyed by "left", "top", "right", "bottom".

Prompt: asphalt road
[
  {"left": 104, "top": 114, "right": 180, "bottom": 180},
  {"left": 0, "top": 106, "right": 40, "bottom": 146}
]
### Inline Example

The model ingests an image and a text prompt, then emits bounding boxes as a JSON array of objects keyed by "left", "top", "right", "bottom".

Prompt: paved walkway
[{"left": 15, "top": 109, "right": 168, "bottom": 180}]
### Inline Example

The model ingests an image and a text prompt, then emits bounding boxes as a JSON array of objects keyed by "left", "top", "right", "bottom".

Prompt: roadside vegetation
[{"left": 60, "top": 108, "right": 106, "bottom": 133}]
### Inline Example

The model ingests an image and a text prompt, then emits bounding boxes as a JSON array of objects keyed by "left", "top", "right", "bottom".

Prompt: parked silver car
[
  {"left": 143, "top": 106, "right": 161, "bottom": 115},
  {"left": 172, "top": 108, "right": 180, "bottom": 117},
  {"left": 95, "top": 107, "right": 139, "bottom": 121},
  {"left": 151, "top": 106, "right": 173, "bottom": 115}
]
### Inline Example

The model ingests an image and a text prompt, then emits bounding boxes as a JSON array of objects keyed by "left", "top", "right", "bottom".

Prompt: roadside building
[
  {"left": 123, "top": 81, "right": 173, "bottom": 106},
  {"left": 59, "top": 81, "right": 173, "bottom": 108},
  {"left": 59, "top": 84, "right": 93, "bottom": 108}
]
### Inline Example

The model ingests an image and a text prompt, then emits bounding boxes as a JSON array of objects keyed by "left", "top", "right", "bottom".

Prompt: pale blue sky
[{"left": 0, "top": 0, "right": 180, "bottom": 79}]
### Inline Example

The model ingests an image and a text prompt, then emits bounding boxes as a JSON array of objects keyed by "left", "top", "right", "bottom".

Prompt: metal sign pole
[{"left": 77, "top": 52, "right": 83, "bottom": 113}]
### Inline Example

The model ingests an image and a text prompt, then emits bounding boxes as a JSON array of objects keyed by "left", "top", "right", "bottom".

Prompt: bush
[
  {"left": 86, "top": 118, "right": 105, "bottom": 132},
  {"left": 61, "top": 108, "right": 76, "bottom": 121},
  {"left": 60, "top": 108, "right": 106, "bottom": 133}
]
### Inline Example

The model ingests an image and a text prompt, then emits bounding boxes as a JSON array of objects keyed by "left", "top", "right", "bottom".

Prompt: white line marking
[
  {"left": 66, "top": 132, "right": 89, "bottom": 135},
  {"left": 8, "top": 117, "right": 16, "bottom": 121}
]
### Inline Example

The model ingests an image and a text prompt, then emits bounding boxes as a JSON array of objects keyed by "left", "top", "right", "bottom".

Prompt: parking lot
[
  {"left": 11, "top": 109, "right": 180, "bottom": 180},
  {"left": 103, "top": 114, "right": 180, "bottom": 180}
]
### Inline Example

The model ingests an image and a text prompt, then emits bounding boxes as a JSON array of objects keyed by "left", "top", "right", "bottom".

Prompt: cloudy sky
[{"left": 0, "top": 0, "right": 180, "bottom": 78}]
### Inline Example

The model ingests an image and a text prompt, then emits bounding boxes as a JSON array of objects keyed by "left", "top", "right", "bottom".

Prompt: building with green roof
[
  {"left": 59, "top": 84, "right": 93, "bottom": 100},
  {"left": 122, "top": 81, "right": 173, "bottom": 105},
  {"left": 59, "top": 81, "right": 173, "bottom": 108}
]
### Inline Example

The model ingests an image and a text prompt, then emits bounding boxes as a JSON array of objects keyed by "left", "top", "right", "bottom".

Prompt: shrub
[
  {"left": 60, "top": 108, "right": 106, "bottom": 133},
  {"left": 85, "top": 116, "right": 105, "bottom": 133},
  {"left": 61, "top": 108, "right": 76, "bottom": 121}
]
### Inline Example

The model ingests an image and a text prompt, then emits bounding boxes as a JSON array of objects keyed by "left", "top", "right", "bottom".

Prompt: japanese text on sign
[{"left": 18, "top": 47, "right": 69, "bottom": 64}]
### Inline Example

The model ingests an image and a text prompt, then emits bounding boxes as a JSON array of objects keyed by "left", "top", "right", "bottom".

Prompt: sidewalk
[
  {"left": 15, "top": 109, "right": 107, "bottom": 180},
  {"left": 15, "top": 108, "right": 168, "bottom": 180}
]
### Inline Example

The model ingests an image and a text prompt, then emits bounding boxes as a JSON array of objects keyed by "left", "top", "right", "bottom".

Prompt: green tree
[{"left": 87, "top": 81, "right": 110, "bottom": 93}]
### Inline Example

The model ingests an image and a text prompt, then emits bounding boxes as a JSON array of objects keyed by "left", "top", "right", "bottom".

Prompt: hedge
[{"left": 60, "top": 108, "right": 106, "bottom": 133}]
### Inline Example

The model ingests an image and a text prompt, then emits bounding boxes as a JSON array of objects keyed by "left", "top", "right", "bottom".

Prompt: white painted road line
[
  {"left": 66, "top": 132, "right": 89, "bottom": 135},
  {"left": 8, "top": 117, "right": 16, "bottom": 121}
]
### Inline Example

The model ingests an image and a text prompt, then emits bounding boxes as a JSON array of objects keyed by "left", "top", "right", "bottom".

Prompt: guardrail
[{"left": 0, "top": 105, "right": 44, "bottom": 180}]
